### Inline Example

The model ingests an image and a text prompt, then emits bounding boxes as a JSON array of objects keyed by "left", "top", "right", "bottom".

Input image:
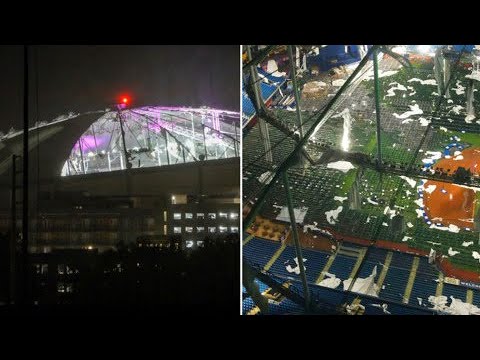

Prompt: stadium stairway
[
  {"left": 466, "top": 289, "right": 474, "bottom": 304},
  {"left": 376, "top": 251, "right": 392, "bottom": 290},
  {"left": 243, "top": 234, "right": 254, "bottom": 246},
  {"left": 436, "top": 273, "right": 444, "bottom": 296},
  {"left": 264, "top": 243, "right": 287, "bottom": 271},
  {"left": 316, "top": 252, "right": 337, "bottom": 283},
  {"left": 327, "top": 251, "right": 358, "bottom": 282},
  {"left": 348, "top": 248, "right": 367, "bottom": 279},
  {"left": 403, "top": 257, "right": 420, "bottom": 304}
]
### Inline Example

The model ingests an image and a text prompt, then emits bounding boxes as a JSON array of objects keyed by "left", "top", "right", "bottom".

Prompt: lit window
[
  {"left": 208, "top": 213, "right": 216, "bottom": 220},
  {"left": 197, "top": 227, "right": 205, "bottom": 233},
  {"left": 171, "top": 194, "right": 187, "bottom": 204},
  {"left": 58, "top": 264, "right": 65, "bottom": 275},
  {"left": 173, "top": 213, "right": 182, "bottom": 220},
  {"left": 173, "top": 227, "right": 182, "bottom": 234},
  {"left": 197, "top": 213, "right": 205, "bottom": 219},
  {"left": 219, "top": 212, "right": 228, "bottom": 219},
  {"left": 34, "top": 264, "right": 41, "bottom": 274},
  {"left": 230, "top": 212, "right": 239, "bottom": 220},
  {"left": 185, "top": 213, "right": 193, "bottom": 219},
  {"left": 163, "top": 211, "right": 167, "bottom": 222},
  {"left": 219, "top": 226, "right": 228, "bottom": 233},
  {"left": 231, "top": 226, "right": 239, "bottom": 233},
  {"left": 57, "top": 283, "right": 65, "bottom": 293},
  {"left": 197, "top": 241, "right": 204, "bottom": 247},
  {"left": 186, "top": 240, "right": 194, "bottom": 248},
  {"left": 163, "top": 224, "right": 167, "bottom": 235},
  {"left": 185, "top": 227, "right": 193, "bottom": 233},
  {"left": 208, "top": 227, "right": 216, "bottom": 233}
]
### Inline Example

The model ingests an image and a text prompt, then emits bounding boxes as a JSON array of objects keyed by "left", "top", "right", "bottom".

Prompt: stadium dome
[{"left": 60, "top": 106, "right": 240, "bottom": 176}]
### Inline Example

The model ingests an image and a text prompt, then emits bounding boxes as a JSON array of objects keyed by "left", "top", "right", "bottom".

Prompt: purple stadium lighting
[{"left": 73, "top": 135, "right": 109, "bottom": 151}]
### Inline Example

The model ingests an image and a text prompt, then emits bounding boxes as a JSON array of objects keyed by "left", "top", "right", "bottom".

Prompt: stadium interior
[{"left": 242, "top": 45, "right": 480, "bottom": 315}]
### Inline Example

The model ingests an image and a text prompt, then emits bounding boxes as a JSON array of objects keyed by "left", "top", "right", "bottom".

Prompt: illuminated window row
[
  {"left": 173, "top": 226, "right": 238, "bottom": 234},
  {"left": 185, "top": 240, "right": 205, "bottom": 248},
  {"left": 173, "top": 212, "right": 239, "bottom": 220}
]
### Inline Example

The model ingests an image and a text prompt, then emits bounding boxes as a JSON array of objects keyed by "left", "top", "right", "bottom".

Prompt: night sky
[{"left": 0, "top": 45, "right": 239, "bottom": 133}]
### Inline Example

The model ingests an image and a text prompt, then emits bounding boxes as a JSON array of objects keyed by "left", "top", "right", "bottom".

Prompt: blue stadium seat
[
  {"left": 269, "top": 245, "right": 330, "bottom": 283},
  {"left": 442, "top": 283, "right": 468, "bottom": 302},
  {"left": 379, "top": 267, "right": 410, "bottom": 304},
  {"left": 243, "top": 237, "right": 281, "bottom": 268},
  {"left": 472, "top": 290, "right": 480, "bottom": 307},
  {"left": 328, "top": 254, "right": 357, "bottom": 281},
  {"left": 242, "top": 297, "right": 256, "bottom": 314},
  {"left": 356, "top": 247, "right": 387, "bottom": 279},
  {"left": 408, "top": 273, "right": 438, "bottom": 307},
  {"left": 307, "top": 45, "right": 362, "bottom": 72}
]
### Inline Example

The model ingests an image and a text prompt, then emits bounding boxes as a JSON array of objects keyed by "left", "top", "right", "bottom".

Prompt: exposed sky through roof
[{"left": 0, "top": 45, "right": 239, "bottom": 132}]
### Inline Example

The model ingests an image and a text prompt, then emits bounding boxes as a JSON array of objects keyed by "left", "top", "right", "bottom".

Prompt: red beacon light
[{"left": 117, "top": 95, "right": 131, "bottom": 110}]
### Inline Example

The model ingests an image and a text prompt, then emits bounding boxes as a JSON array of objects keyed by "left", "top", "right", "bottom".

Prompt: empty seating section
[
  {"left": 416, "top": 256, "right": 438, "bottom": 277},
  {"left": 408, "top": 273, "right": 438, "bottom": 307},
  {"left": 243, "top": 237, "right": 280, "bottom": 268},
  {"left": 378, "top": 252, "right": 412, "bottom": 303},
  {"left": 472, "top": 290, "right": 480, "bottom": 307},
  {"left": 300, "top": 248, "right": 330, "bottom": 282},
  {"left": 356, "top": 247, "right": 387, "bottom": 278},
  {"left": 389, "top": 251, "right": 413, "bottom": 268},
  {"left": 407, "top": 256, "right": 439, "bottom": 306},
  {"left": 242, "top": 297, "right": 256, "bottom": 314},
  {"left": 268, "top": 246, "right": 304, "bottom": 280},
  {"left": 269, "top": 245, "right": 329, "bottom": 283},
  {"left": 308, "top": 280, "right": 433, "bottom": 315},
  {"left": 442, "top": 283, "right": 468, "bottom": 301},
  {"left": 244, "top": 238, "right": 480, "bottom": 314},
  {"left": 379, "top": 266, "right": 410, "bottom": 302},
  {"left": 328, "top": 254, "right": 357, "bottom": 281}
]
